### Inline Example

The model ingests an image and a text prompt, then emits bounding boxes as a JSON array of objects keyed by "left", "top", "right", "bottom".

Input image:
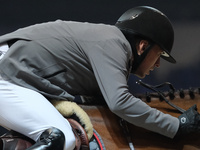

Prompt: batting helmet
[{"left": 115, "top": 6, "right": 176, "bottom": 63}]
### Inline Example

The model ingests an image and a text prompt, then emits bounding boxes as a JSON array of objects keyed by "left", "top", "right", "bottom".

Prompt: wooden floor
[{"left": 81, "top": 93, "right": 200, "bottom": 150}]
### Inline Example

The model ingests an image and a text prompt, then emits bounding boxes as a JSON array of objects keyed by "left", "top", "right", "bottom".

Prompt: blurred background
[{"left": 0, "top": 0, "right": 199, "bottom": 133}]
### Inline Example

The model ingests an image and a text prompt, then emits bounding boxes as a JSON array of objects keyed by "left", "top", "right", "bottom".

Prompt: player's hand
[{"left": 176, "top": 104, "right": 200, "bottom": 137}]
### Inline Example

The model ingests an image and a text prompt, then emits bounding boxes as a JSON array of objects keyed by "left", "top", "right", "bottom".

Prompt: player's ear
[{"left": 137, "top": 40, "right": 149, "bottom": 55}]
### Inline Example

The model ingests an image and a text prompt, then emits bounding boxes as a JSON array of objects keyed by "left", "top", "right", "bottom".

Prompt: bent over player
[{"left": 0, "top": 6, "right": 199, "bottom": 150}]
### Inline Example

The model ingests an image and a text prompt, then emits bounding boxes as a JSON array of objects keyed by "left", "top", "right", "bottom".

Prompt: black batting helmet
[{"left": 115, "top": 6, "right": 176, "bottom": 63}]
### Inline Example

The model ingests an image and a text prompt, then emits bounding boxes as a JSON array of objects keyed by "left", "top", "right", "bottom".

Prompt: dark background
[{"left": 0, "top": 0, "right": 200, "bottom": 134}]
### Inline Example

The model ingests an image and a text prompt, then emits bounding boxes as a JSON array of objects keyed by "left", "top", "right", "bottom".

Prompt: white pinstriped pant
[{"left": 0, "top": 43, "right": 76, "bottom": 150}]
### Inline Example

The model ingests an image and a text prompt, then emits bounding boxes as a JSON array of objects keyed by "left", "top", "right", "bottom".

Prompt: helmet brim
[{"left": 161, "top": 51, "right": 176, "bottom": 63}]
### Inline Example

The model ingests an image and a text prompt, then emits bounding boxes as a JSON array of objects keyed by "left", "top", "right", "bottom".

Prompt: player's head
[{"left": 115, "top": 6, "right": 176, "bottom": 75}]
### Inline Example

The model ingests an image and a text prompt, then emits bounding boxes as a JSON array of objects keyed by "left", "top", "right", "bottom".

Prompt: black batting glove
[{"left": 176, "top": 104, "right": 200, "bottom": 137}]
